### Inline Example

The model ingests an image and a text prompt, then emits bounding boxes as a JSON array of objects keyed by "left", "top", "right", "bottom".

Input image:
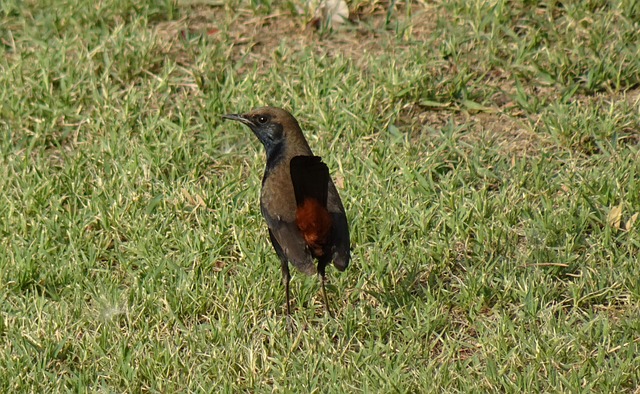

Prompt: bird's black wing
[
  {"left": 326, "top": 180, "right": 350, "bottom": 271},
  {"left": 289, "top": 155, "right": 330, "bottom": 207}
]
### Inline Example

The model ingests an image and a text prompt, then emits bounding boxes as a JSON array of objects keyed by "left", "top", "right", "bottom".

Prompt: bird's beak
[{"left": 222, "top": 113, "right": 255, "bottom": 127}]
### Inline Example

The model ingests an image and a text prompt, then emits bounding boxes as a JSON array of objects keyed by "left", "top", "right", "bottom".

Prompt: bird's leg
[
  {"left": 318, "top": 266, "right": 333, "bottom": 318},
  {"left": 281, "top": 260, "right": 291, "bottom": 315}
]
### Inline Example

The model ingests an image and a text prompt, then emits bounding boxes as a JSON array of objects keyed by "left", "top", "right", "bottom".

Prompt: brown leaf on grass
[
  {"left": 182, "top": 188, "right": 207, "bottom": 209},
  {"left": 608, "top": 205, "right": 623, "bottom": 229},
  {"left": 625, "top": 212, "right": 638, "bottom": 231}
]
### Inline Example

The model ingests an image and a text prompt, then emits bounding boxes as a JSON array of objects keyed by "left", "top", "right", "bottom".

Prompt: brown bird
[{"left": 222, "top": 106, "right": 350, "bottom": 316}]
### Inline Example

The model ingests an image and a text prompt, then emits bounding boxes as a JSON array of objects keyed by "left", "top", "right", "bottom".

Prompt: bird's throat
[{"left": 263, "top": 141, "right": 285, "bottom": 180}]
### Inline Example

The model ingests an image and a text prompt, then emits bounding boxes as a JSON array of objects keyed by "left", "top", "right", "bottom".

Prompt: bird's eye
[{"left": 257, "top": 115, "right": 268, "bottom": 124}]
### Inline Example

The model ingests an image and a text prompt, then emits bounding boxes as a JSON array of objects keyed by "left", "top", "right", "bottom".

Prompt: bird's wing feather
[
  {"left": 262, "top": 210, "right": 317, "bottom": 275},
  {"left": 326, "top": 180, "right": 350, "bottom": 271},
  {"left": 289, "top": 156, "right": 329, "bottom": 207}
]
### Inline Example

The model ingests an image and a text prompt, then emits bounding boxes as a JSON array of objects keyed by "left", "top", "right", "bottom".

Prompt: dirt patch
[{"left": 154, "top": 1, "right": 438, "bottom": 65}]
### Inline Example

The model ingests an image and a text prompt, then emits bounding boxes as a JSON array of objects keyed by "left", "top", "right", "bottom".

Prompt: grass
[{"left": 1, "top": 0, "right": 640, "bottom": 391}]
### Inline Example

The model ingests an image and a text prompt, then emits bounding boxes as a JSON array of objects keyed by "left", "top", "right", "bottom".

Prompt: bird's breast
[{"left": 260, "top": 164, "right": 297, "bottom": 223}]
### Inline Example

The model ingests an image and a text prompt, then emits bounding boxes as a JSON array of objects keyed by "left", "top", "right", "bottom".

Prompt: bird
[{"left": 222, "top": 106, "right": 350, "bottom": 316}]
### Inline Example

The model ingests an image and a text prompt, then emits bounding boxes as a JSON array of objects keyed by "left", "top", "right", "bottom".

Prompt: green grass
[{"left": 2, "top": 0, "right": 640, "bottom": 392}]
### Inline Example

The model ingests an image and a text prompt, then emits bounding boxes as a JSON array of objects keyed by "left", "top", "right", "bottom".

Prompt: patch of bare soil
[{"left": 155, "top": 1, "right": 437, "bottom": 64}]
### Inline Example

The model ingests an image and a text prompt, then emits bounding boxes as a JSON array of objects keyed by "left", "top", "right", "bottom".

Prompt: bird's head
[{"left": 223, "top": 106, "right": 311, "bottom": 159}]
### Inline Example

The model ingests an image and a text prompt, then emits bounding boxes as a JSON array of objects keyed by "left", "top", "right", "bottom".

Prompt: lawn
[{"left": 1, "top": 0, "right": 640, "bottom": 392}]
